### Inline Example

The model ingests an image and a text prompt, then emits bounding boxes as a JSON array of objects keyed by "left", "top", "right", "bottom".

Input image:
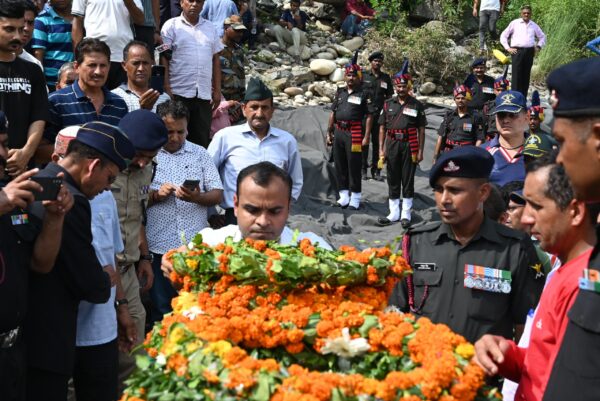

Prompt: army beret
[
  {"left": 494, "top": 90, "right": 527, "bottom": 114},
  {"left": 429, "top": 146, "right": 494, "bottom": 187},
  {"left": 546, "top": 57, "right": 600, "bottom": 118},
  {"left": 118, "top": 109, "right": 168, "bottom": 151},
  {"left": 517, "top": 133, "right": 558, "bottom": 159},
  {"left": 0, "top": 111, "right": 6, "bottom": 133},
  {"left": 471, "top": 58, "right": 486, "bottom": 68},
  {"left": 368, "top": 51, "right": 384, "bottom": 61},
  {"left": 244, "top": 77, "right": 273, "bottom": 101},
  {"left": 76, "top": 122, "right": 135, "bottom": 171}
]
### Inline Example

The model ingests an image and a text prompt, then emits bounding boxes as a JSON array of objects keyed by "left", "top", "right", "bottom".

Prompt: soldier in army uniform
[
  {"left": 389, "top": 146, "right": 544, "bottom": 344},
  {"left": 327, "top": 53, "right": 374, "bottom": 210},
  {"left": 527, "top": 90, "right": 550, "bottom": 136},
  {"left": 220, "top": 16, "right": 247, "bottom": 123},
  {"left": 464, "top": 58, "right": 496, "bottom": 113},
  {"left": 377, "top": 59, "right": 426, "bottom": 228},
  {"left": 113, "top": 110, "right": 168, "bottom": 390},
  {"left": 433, "top": 85, "right": 485, "bottom": 164},
  {"left": 361, "top": 51, "right": 393, "bottom": 181},
  {"left": 482, "top": 67, "right": 510, "bottom": 142}
]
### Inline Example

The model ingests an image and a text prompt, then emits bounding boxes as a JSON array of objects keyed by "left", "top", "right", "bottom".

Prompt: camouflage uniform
[{"left": 220, "top": 43, "right": 246, "bottom": 101}]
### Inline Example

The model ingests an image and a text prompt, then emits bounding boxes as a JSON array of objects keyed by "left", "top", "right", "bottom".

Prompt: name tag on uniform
[
  {"left": 140, "top": 185, "right": 150, "bottom": 195},
  {"left": 464, "top": 264, "right": 512, "bottom": 294},
  {"left": 380, "top": 81, "right": 388, "bottom": 89},
  {"left": 463, "top": 123, "right": 472, "bottom": 132},
  {"left": 580, "top": 269, "right": 600, "bottom": 293},
  {"left": 11, "top": 213, "right": 29, "bottom": 225},
  {"left": 403, "top": 108, "right": 418, "bottom": 117},
  {"left": 414, "top": 262, "right": 437, "bottom": 271},
  {"left": 348, "top": 95, "right": 362, "bottom": 105},
  {"left": 483, "top": 87, "right": 494, "bottom": 94}
]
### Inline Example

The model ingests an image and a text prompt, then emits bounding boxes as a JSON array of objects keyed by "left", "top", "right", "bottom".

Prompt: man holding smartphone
[
  {"left": 0, "top": 116, "right": 73, "bottom": 401},
  {"left": 112, "top": 40, "right": 171, "bottom": 112},
  {"left": 269, "top": 0, "right": 308, "bottom": 61},
  {"left": 146, "top": 99, "right": 223, "bottom": 322}
]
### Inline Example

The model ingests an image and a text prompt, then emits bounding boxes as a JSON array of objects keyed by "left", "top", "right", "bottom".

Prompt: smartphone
[
  {"left": 150, "top": 65, "right": 165, "bottom": 94},
  {"left": 30, "top": 176, "right": 63, "bottom": 201},
  {"left": 182, "top": 179, "right": 199, "bottom": 190}
]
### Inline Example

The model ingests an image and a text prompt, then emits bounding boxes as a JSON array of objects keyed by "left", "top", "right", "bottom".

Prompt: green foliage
[
  {"left": 497, "top": 0, "right": 600, "bottom": 82},
  {"left": 438, "top": 0, "right": 472, "bottom": 25},
  {"left": 365, "top": 24, "right": 471, "bottom": 88}
]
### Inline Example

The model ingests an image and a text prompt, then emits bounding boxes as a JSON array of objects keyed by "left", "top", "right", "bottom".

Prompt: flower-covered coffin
[{"left": 122, "top": 235, "right": 500, "bottom": 401}]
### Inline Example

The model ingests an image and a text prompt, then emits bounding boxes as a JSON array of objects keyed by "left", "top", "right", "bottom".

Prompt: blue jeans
[
  {"left": 341, "top": 14, "right": 370, "bottom": 36},
  {"left": 149, "top": 252, "right": 177, "bottom": 323}
]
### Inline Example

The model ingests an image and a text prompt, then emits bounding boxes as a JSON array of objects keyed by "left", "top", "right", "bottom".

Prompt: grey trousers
[{"left": 479, "top": 9, "right": 499, "bottom": 49}]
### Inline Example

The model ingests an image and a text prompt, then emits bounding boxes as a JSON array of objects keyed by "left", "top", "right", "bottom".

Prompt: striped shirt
[
  {"left": 31, "top": 6, "right": 74, "bottom": 87},
  {"left": 44, "top": 80, "right": 128, "bottom": 143},
  {"left": 111, "top": 84, "right": 171, "bottom": 112}
]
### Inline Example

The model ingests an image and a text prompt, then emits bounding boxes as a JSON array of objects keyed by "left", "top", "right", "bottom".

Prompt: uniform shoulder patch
[
  {"left": 409, "top": 221, "right": 442, "bottom": 234},
  {"left": 494, "top": 222, "right": 528, "bottom": 241}
]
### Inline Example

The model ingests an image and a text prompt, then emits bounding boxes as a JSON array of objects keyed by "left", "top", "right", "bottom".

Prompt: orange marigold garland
[{"left": 121, "top": 236, "right": 498, "bottom": 401}]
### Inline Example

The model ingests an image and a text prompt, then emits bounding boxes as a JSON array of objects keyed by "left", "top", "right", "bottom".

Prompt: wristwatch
[
  {"left": 139, "top": 254, "right": 154, "bottom": 263},
  {"left": 115, "top": 298, "right": 129, "bottom": 308}
]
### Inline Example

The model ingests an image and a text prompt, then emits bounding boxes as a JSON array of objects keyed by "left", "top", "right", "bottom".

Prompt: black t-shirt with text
[{"left": 0, "top": 57, "right": 50, "bottom": 149}]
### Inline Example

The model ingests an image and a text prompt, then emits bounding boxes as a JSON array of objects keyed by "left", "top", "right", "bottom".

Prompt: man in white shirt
[
  {"left": 72, "top": 0, "right": 145, "bottom": 89},
  {"left": 160, "top": 161, "right": 331, "bottom": 278},
  {"left": 161, "top": 0, "right": 223, "bottom": 148},
  {"left": 111, "top": 40, "right": 170, "bottom": 112},
  {"left": 473, "top": 0, "right": 505, "bottom": 52},
  {"left": 147, "top": 99, "right": 223, "bottom": 322},
  {"left": 208, "top": 77, "right": 303, "bottom": 225}
]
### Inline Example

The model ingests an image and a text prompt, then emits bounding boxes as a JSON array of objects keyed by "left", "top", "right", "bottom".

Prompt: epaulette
[
  {"left": 494, "top": 221, "right": 529, "bottom": 241},
  {"left": 407, "top": 221, "right": 442, "bottom": 235}
]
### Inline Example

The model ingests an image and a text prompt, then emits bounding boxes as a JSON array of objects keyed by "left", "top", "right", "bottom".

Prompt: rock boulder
[{"left": 310, "top": 59, "right": 337, "bottom": 76}]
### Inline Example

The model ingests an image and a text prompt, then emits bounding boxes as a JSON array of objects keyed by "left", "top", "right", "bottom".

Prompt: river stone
[
  {"left": 284, "top": 87, "right": 304, "bottom": 96},
  {"left": 340, "top": 36, "right": 364, "bottom": 52},
  {"left": 304, "top": 91, "right": 313, "bottom": 99},
  {"left": 289, "top": 66, "right": 314, "bottom": 86},
  {"left": 310, "top": 59, "right": 337, "bottom": 76},
  {"left": 316, "top": 52, "right": 335, "bottom": 60},
  {"left": 420, "top": 82, "right": 437, "bottom": 95},
  {"left": 329, "top": 68, "right": 345, "bottom": 82},
  {"left": 256, "top": 49, "right": 276, "bottom": 63},
  {"left": 315, "top": 20, "right": 333, "bottom": 32},
  {"left": 332, "top": 44, "right": 352, "bottom": 56}
]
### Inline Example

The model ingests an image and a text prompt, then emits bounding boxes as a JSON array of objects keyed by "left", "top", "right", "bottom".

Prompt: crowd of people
[{"left": 1, "top": 0, "right": 600, "bottom": 400}]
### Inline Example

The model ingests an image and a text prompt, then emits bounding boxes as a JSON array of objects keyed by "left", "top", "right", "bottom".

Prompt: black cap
[
  {"left": 0, "top": 111, "right": 7, "bottom": 133},
  {"left": 368, "top": 51, "right": 384, "bottom": 61},
  {"left": 76, "top": 122, "right": 135, "bottom": 171},
  {"left": 429, "top": 146, "right": 494, "bottom": 187},
  {"left": 471, "top": 58, "right": 486, "bottom": 68},
  {"left": 244, "top": 77, "right": 273, "bottom": 101},
  {"left": 546, "top": 57, "right": 600, "bottom": 118},
  {"left": 118, "top": 109, "right": 168, "bottom": 151}
]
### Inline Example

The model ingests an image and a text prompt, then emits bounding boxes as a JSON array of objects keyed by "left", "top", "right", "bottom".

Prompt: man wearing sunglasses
[{"left": 482, "top": 90, "right": 529, "bottom": 187}]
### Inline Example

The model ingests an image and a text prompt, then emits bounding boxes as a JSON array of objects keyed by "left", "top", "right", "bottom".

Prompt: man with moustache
[
  {"left": 361, "top": 51, "right": 393, "bottom": 181},
  {"left": 474, "top": 153, "right": 598, "bottom": 401},
  {"left": 39, "top": 38, "right": 128, "bottom": 162},
  {"left": 389, "top": 145, "right": 544, "bottom": 344},
  {"left": 464, "top": 58, "right": 496, "bottom": 113},
  {"left": 0, "top": 0, "right": 49, "bottom": 177},
  {"left": 208, "top": 78, "right": 303, "bottom": 225},
  {"left": 327, "top": 55, "right": 374, "bottom": 210},
  {"left": 377, "top": 60, "right": 426, "bottom": 227},
  {"left": 25, "top": 122, "right": 135, "bottom": 401},
  {"left": 434, "top": 84, "right": 485, "bottom": 163},
  {"left": 539, "top": 57, "right": 600, "bottom": 401},
  {"left": 32, "top": 0, "right": 74, "bottom": 91},
  {"left": 112, "top": 109, "right": 168, "bottom": 390},
  {"left": 161, "top": 0, "right": 223, "bottom": 148},
  {"left": 112, "top": 40, "right": 170, "bottom": 112}
]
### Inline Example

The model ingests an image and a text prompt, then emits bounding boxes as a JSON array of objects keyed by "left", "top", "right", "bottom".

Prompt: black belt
[{"left": 0, "top": 326, "right": 20, "bottom": 349}]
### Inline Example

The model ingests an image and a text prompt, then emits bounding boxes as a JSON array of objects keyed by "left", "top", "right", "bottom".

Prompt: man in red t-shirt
[
  {"left": 473, "top": 152, "right": 599, "bottom": 401},
  {"left": 340, "top": 0, "right": 375, "bottom": 38}
]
